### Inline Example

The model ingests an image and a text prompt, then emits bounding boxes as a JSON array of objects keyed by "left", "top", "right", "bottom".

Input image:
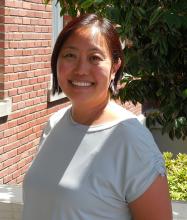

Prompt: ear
[{"left": 111, "top": 58, "right": 122, "bottom": 80}]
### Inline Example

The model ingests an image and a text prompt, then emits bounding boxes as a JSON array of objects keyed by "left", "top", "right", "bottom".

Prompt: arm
[{"left": 129, "top": 175, "right": 173, "bottom": 220}]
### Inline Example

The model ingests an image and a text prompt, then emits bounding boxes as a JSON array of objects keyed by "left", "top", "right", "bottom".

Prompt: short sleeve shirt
[{"left": 22, "top": 106, "right": 166, "bottom": 220}]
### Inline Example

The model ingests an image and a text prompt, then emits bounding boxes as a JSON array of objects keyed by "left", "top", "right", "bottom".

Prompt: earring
[{"left": 109, "top": 80, "right": 118, "bottom": 96}]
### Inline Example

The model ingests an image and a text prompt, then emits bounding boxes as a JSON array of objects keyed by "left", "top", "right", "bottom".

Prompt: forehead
[{"left": 63, "top": 26, "right": 109, "bottom": 51}]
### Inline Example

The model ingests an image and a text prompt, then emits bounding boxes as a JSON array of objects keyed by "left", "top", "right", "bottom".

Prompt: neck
[{"left": 71, "top": 98, "right": 111, "bottom": 125}]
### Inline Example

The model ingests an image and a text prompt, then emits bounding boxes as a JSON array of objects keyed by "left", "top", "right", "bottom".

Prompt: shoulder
[
  {"left": 48, "top": 105, "right": 71, "bottom": 129},
  {"left": 110, "top": 105, "right": 161, "bottom": 157},
  {"left": 38, "top": 105, "right": 71, "bottom": 148},
  {"left": 118, "top": 117, "right": 160, "bottom": 155},
  {"left": 113, "top": 104, "right": 152, "bottom": 143}
]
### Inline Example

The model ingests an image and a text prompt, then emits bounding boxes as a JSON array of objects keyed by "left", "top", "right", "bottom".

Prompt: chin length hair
[{"left": 51, "top": 13, "right": 124, "bottom": 95}]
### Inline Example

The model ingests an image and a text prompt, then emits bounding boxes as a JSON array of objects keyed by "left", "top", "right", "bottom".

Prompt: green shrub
[{"left": 163, "top": 152, "right": 187, "bottom": 201}]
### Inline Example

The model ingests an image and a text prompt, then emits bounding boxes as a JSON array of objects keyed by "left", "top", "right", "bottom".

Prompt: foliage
[
  {"left": 44, "top": 0, "right": 187, "bottom": 140},
  {"left": 163, "top": 152, "right": 187, "bottom": 201}
]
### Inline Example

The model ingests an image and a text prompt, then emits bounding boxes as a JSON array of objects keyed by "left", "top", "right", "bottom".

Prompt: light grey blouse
[{"left": 22, "top": 105, "right": 166, "bottom": 220}]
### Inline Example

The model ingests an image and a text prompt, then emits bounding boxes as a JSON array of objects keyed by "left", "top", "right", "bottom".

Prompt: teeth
[{"left": 71, "top": 81, "right": 92, "bottom": 87}]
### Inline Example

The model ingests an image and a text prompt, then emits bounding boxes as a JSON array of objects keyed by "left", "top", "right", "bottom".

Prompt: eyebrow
[{"left": 62, "top": 46, "right": 105, "bottom": 55}]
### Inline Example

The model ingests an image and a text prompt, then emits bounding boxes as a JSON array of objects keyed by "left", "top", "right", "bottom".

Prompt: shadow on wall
[
  {"left": 0, "top": 115, "right": 8, "bottom": 124},
  {"left": 138, "top": 114, "right": 187, "bottom": 156},
  {"left": 0, "top": 185, "right": 23, "bottom": 220}
]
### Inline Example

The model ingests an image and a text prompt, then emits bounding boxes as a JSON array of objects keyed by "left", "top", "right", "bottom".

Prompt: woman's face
[{"left": 57, "top": 26, "right": 118, "bottom": 108}]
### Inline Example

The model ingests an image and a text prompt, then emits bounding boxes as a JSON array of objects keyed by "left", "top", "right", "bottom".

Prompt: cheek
[
  {"left": 94, "top": 65, "right": 113, "bottom": 82},
  {"left": 57, "top": 62, "right": 71, "bottom": 80}
]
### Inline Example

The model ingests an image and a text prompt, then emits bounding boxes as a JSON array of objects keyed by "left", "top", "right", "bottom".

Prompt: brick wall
[{"left": 0, "top": 0, "right": 141, "bottom": 185}]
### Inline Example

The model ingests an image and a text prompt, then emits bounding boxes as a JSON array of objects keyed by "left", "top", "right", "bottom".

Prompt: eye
[
  {"left": 89, "top": 55, "right": 103, "bottom": 64},
  {"left": 63, "top": 53, "right": 76, "bottom": 59}
]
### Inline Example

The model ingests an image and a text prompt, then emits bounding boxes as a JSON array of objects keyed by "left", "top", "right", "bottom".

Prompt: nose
[{"left": 74, "top": 57, "right": 88, "bottom": 75}]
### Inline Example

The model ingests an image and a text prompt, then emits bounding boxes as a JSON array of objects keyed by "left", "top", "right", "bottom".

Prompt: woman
[{"left": 22, "top": 14, "right": 172, "bottom": 220}]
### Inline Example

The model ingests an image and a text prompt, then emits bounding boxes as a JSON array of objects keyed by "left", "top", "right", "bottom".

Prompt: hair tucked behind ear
[{"left": 51, "top": 13, "right": 124, "bottom": 95}]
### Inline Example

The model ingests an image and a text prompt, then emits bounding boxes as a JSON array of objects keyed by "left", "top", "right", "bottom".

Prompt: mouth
[{"left": 69, "top": 80, "right": 94, "bottom": 87}]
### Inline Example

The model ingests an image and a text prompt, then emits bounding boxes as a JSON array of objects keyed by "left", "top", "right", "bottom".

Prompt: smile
[{"left": 70, "top": 81, "right": 94, "bottom": 87}]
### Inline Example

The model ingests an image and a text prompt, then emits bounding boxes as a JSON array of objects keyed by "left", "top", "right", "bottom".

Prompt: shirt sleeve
[{"left": 121, "top": 119, "right": 166, "bottom": 203}]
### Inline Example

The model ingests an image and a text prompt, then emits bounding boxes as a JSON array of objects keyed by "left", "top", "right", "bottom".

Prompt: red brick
[
  {"left": 29, "top": 147, "right": 39, "bottom": 156},
  {"left": 19, "top": 72, "right": 28, "bottom": 80},
  {"left": 3, "top": 175, "right": 13, "bottom": 184},
  {"left": 4, "top": 67, "right": 12, "bottom": 76},
  {"left": 22, "top": 64, "right": 31, "bottom": 71},
  {"left": 8, "top": 179, "right": 17, "bottom": 184},
  {"left": 29, "top": 77, "right": 37, "bottom": 84},
  {"left": 12, "top": 103, "right": 18, "bottom": 111},
  {"left": 17, "top": 158, "right": 26, "bottom": 168},
  {"left": 9, "top": 73, "right": 19, "bottom": 81},
  {"left": 8, "top": 41, "right": 19, "bottom": 48},
  {"left": 25, "top": 155, "right": 34, "bottom": 164},
  {"left": 16, "top": 174, "right": 24, "bottom": 183},
  {"left": 25, "top": 113, "right": 34, "bottom": 121},
  {"left": 0, "top": 167, "right": 8, "bottom": 178},
  {"left": 8, "top": 120, "right": 18, "bottom": 128},
  {"left": 4, "top": 127, "right": 16, "bottom": 138},
  {"left": 18, "top": 87, "right": 26, "bottom": 94},
  {"left": 22, "top": 1, "right": 32, "bottom": 9},
  {"left": 21, "top": 93, "right": 29, "bottom": 100},
  {"left": 6, "top": 24, "right": 19, "bottom": 32},
  {"left": 8, "top": 88, "right": 18, "bottom": 96},
  {"left": 28, "top": 133, "right": 37, "bottom": 141},
  {"left": 8, "top": 164, "right": 17, "bottom": 175},
  {"left": 25, "top": 128, "right": 33, "bottom": 137},
  {"left": 25, "top": 99, "right": 34, "bottom": 107},
  {"left": 29, "top": 91, "right": 37, "bottom": 98},
  {"left": 12, "top": 155, "right": 21, "bottom": 164},
  {"left": 7, "top": 149, "right": 17, "bottom": 158},
  {"left": 25, "top": 85, "right": 34, "bottom": 92},
  {"left": 17, "top": 101, "right": 26, "bottom": 110},
  {"left": 0, "top": 163, "right": 3, "bottom": 171},
  {"left": 0, "top": 25, "right": 5, "bottom": 32},
  {"left": 0, "top": 58, "right": 4, "bottom": 65},
  {"left": 0, "top": 138, "right": 8, "bottom": 147},
  {"left": 4, "top": 141, "right": 19, "bottom": 153},
  {"left": 0, "top": 49, "right": 4, "bottom": 57},
  {"left": 12, "top": 169, "right": 21, "bottom": 179},
  {"left": 33, "top": 125, "right": 41, "bottom": 133},
  {"left": 13, "top": 80, "right": 21, "bottom": 88},
  {"left": 19, "top": 136, "right": 28, "bottom": 146},
  {"left": 0, "top": 82, "right": 4, "bottom": 90},
  {"left": 3, "top": 157, "right": 14, "bottom": 169}
]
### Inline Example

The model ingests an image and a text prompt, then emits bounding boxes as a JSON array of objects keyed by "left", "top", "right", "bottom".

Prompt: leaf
[
  {"left": 80, "top": 0, "right": 95, "bottom": 9},
  {"left": 94, "top": 0, "right": 103, "bottom": 3},
  {"left": 106, "top": 6, "right": 122, "bottom": 24},
  {"left": 164, "top": 12, "right": 182, "bottom": 29},
  {"left": 182, "top": 89, "right": 187, "bottom": 98},
  {"left": 149, "top": 7, "right": 164, "bottom": 27},
  {"left": 175, "top": 129, "right": 182, "bottom": 139},
  {"left": 178, "top": 117, "right": 187, "bottom": 126},
  {"left": 159, "top": 38, "right": 168, "bottom": 55}
]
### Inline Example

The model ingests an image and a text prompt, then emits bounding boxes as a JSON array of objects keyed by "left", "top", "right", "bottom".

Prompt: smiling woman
[
  {"left": 56, "top": 26, "right": 116, "bottom": 120},
  {"left": 22, "top": 14, "right": 172, "bottom": 220}
]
